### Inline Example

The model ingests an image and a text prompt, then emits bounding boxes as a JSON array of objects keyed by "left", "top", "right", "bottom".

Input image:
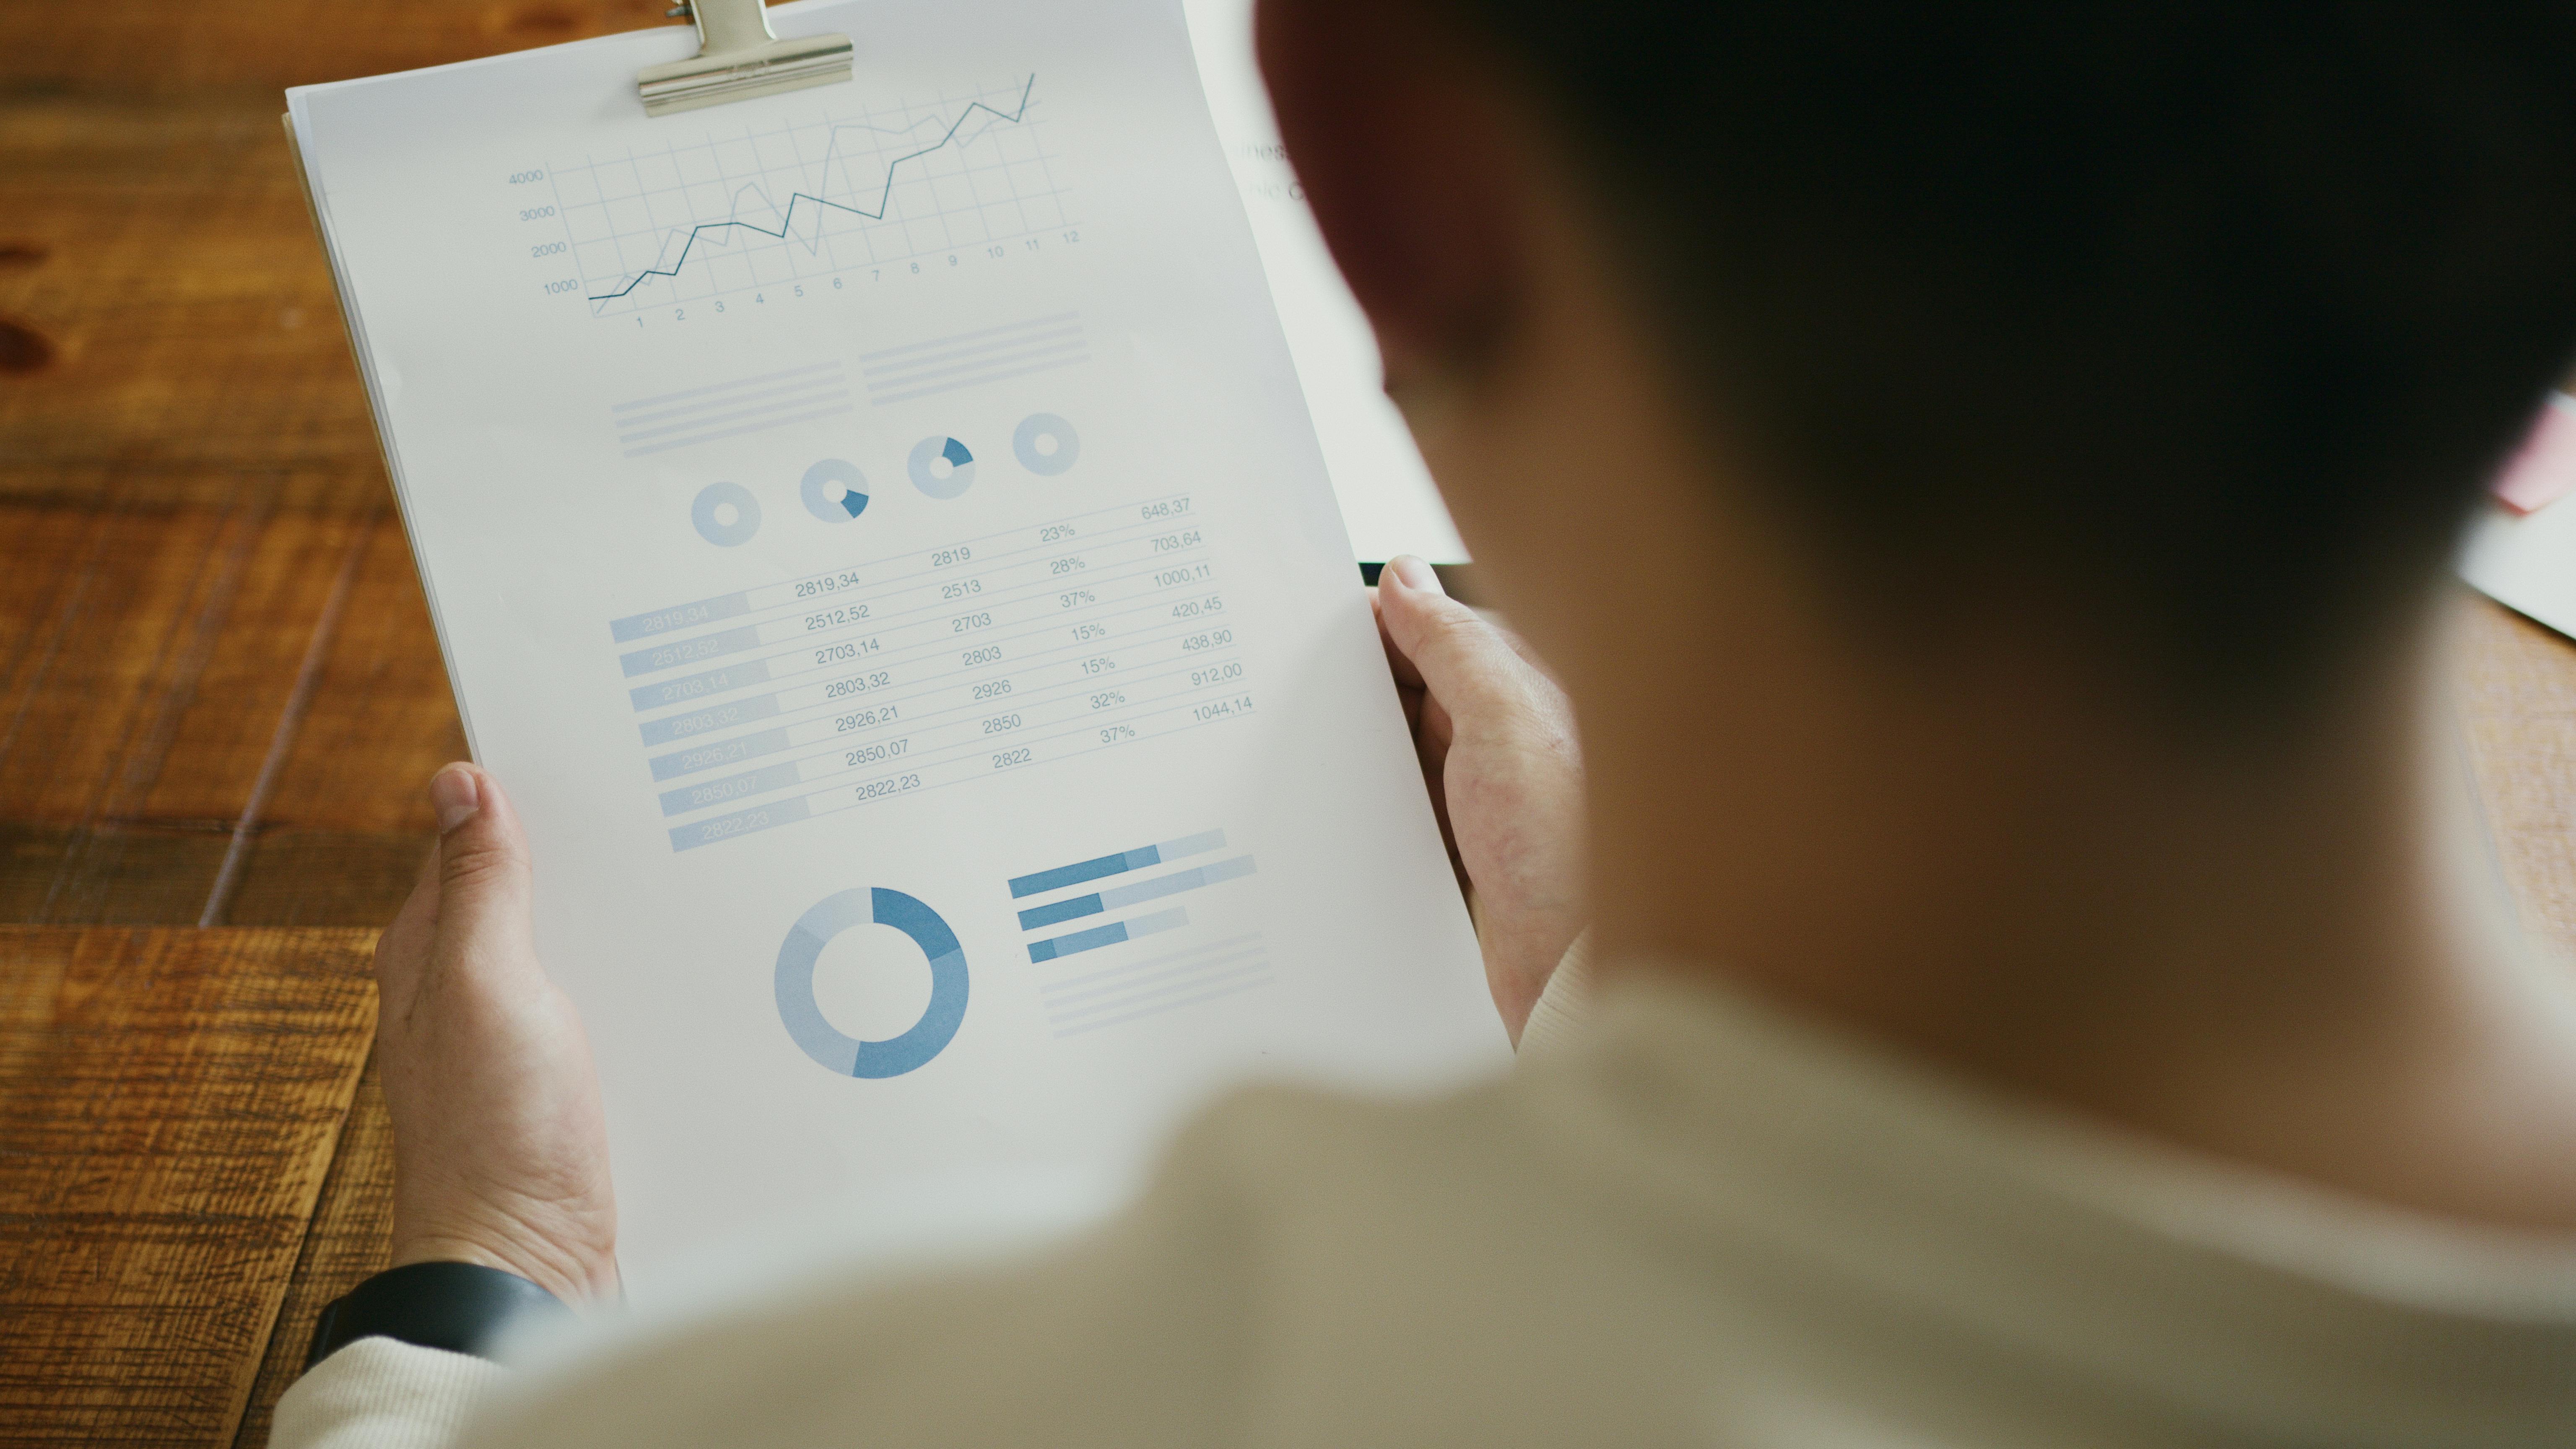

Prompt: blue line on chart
[{"left": 587, "top": 75, "right": 1040, "bottom": 304}]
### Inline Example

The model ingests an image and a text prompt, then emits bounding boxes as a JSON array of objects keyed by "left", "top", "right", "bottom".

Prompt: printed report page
[{"left": 288, "top": 0, "right": 1504, "bottom": 1280}]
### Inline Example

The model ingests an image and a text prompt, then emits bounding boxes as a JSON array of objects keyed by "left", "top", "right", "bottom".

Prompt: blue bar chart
[
  {"left": 1016, "top": 854, "right": 1256, "bottom": 931},
  {"left": 1004, "top": 827, "right": 1271, "bottom": 1035}
]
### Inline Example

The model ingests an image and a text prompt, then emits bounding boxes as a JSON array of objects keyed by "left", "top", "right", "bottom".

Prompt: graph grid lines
[{"left": 554, "top": 75, "right": 1069, "bottom": 317}]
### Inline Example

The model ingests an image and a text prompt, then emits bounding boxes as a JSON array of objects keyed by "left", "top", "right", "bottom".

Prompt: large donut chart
[{"left": 774, "top": 887, "right": 969, "bottom": 1078}]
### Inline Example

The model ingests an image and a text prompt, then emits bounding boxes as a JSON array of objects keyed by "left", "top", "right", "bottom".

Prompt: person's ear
[{"left": 1255, "top": 0, "right": 1527, "bottom": 411}]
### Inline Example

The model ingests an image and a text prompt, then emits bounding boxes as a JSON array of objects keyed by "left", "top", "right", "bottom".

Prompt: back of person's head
[{"left": 1268, "top": 5, "right": 2576, "bottom": 719}]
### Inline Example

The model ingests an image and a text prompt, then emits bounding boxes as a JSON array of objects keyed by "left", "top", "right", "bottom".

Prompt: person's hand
[
  {"left": 373, "top": 763, "right": 619, "bottom": 1305},
  {"left": 1374, "top": 556, "right": 1586, "bottom": 1041}
]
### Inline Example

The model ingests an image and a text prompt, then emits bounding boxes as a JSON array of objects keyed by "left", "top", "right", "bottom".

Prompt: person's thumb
[
  {"left": 428, "top": 763, "right": 536, "bottom": 960},
  {"left": 1378, "top": 555, "right": 1533, "bottom": 721}
]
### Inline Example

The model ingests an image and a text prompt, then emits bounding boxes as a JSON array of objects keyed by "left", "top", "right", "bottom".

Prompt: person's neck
[{"left": 1591, "top": 595, "right": 2576, "bottom": 1232}]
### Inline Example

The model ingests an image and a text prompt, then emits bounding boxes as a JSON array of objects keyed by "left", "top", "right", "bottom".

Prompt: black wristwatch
[{"left": 305, "top": 1261, "right": 569, "bottom": 1369}]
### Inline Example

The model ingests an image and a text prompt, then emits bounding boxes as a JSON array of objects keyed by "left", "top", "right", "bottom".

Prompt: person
[{"left": 276, "top": 5, "right": 2576, "bottom": 1445}]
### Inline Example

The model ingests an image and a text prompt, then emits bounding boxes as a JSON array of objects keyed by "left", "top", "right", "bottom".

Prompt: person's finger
[
  {"left": 1370, "top": 584, "right": 1435, "bottom": 737},
  {"left": 1377, "top": 555, "right": 1542, "bottom": 727},
  {"left": 1371, "top": 584, "right": 1430, "bottom": 691},
  {"left": 428, "top": 763, "right": 538, "bottom": 976},
  {"left": 373, "top": 842, "right": 445, "bottom": 1013}
]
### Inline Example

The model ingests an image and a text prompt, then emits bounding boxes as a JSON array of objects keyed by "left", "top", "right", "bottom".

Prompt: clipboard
[
  {"left": 273, "top": 0, "right": 1504, "bottom": 1281},
  {"left": 639, "top": 0, "right": 854, "bottom": 117}
]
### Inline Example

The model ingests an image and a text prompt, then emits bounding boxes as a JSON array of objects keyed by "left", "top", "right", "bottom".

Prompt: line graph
[
  {"left": 551, "top": 75, "right": 1068, "bottom": 318},
  {"left": 585, "top": 76, "right": 1036, "bottom": 304}
]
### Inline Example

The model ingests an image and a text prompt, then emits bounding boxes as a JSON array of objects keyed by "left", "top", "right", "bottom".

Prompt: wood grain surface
[
  {"left": 227, "top": 1055, "right": 395, "bottom": 1449},
  {"left": 1, "top": 6, "right": 651, "bottom": 1444},
  {"left": 2458, "top": 595, "right": 2576, "bottom": 955},
  {"left": 0, "top": 928, "right": 376, "bottom": 1447},
  {"left": 6, "top": 0, "right": 2576, "bottom": 1444}
]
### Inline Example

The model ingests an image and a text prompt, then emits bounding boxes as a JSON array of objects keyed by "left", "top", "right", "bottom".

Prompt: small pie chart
[
  {"left": 1013, "top": 413, "right": 1080, "bottom": 475},
  {"left": 690, "top": 481, "right": 760, "bottom": 547},
  {"left": 800, "top": 458, "right": 870, "bottom": 522},
  {"left": 908, "top": 435, "right": 976, "bottom": 499}
]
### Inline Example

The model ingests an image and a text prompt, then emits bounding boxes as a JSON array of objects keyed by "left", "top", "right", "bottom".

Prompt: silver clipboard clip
[{"left": 640, "top": 0, "right": 853, "bottom": 117}]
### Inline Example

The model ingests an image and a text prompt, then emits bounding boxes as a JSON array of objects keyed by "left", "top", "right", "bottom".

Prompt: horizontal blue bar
[
  {"left": 1101, "top": 855, "right": 1254, "bottom": 910},
  {"left": 660, "top": 761, "right": 801, "bottom": 817},
  {"left": 622, "top": 623, "right": 764, "bottom": 677},
  {"left": 649, "top": 727, "right": 791, "bottom": 782},
  {"left": 1015, "top": 854, "right": 1256, "bottom": 931},
  {"left": 1029, "top": 919, "right": 1125, "bottom": 963},
  {"left": 669, "top": 793, "right": 810, "bottom": 852},
  {"left": 1019, "top": 893, "right": 1103, "bottom": 930},
  {"left": 632, "top": 658, "right": 773, "bottom": 712},
  {"left": 639, "top": 693, "right": 780, "bottom": 747},
  {"left": 1027, "top": 906, "right": 1188, "bottom": 963},
  {"left": 611, "top": 590, "right": 751, "bottom": 642},
  {"left": 1007, "top": 829, "right": 1227, "bottom": 898},
  {"left": 1011, "top": 847, "right": 1158, "bottom": 900}
]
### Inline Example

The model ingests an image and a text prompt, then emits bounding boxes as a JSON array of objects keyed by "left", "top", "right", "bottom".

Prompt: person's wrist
[
  {"left": 305, "top": 1260, "right": 569, "bottom": 1370},
  {"left": 390, "top": 1216, "right": 616, "bottom": 1308}
]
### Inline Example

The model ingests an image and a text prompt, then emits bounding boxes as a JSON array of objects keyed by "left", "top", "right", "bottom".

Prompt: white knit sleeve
[
  {"left": 268, "top": 1337, "right": 504, "bottom": 1449},
  {"left": 1514, "top": 928, "right": 1594, "bottom": 1054}
]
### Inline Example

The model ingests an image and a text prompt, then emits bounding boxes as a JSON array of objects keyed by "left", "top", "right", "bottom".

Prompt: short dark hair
[{"left": 1446, "top": 5, "right": 2576, "bottom": 711}]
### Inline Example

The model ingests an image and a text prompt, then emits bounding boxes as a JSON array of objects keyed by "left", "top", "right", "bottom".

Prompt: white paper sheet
[
  {"left": 288, "top": 0, "right": 1504, "bottom": 1282},
  {"left": 2464, "top": 503, "right": 2576, "bottom": 641}
]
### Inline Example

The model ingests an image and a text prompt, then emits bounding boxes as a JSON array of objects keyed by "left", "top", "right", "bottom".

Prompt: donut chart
[
  {"left": 690, "top": 481, "right": 761, "bottom": 547},
  {"left": 774, "top": 887, "right": 969, "bottom": 1078},
  {"left": 800, "top": 458, "right": 870, "bottom": 522},
  {"left": 1013, "top": 413, "right": 1080, "bottom": 475},
  {"left": 908, "top": 435, "right": 977, "bottom": 499}
]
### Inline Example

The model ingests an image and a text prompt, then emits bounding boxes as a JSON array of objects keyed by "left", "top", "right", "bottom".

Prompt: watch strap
[{"left": 305, "top": 1261, "right": 569, "bottom": 1369}]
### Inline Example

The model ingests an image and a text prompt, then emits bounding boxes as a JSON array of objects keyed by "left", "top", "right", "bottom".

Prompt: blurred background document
[
  {"left": 2464, "top": 392, "right": 2576, "bottom": 639},
  {"left": 1180, "top": 0, "right": 1466, "bottom": 564},
  {"left": 288, "top": 0, "right": 1503, "bottom": 1282}
]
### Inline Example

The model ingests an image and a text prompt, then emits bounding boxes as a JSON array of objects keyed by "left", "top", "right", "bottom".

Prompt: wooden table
[
  {"left": 6, "top": 5, "right": 2576, "bottom": 1445},
  {"left": 2, "top": 6, "right": 662, "bottom": 1443}
]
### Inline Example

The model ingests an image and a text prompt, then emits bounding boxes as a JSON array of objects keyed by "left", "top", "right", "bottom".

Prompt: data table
[{"left": 608, "top": 492, "right": 1253, "bottom": 850}]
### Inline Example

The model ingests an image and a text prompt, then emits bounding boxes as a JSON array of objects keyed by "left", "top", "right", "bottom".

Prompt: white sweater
[{"left": 275, "top": 961, "right": 2576, "bottom": 1448}]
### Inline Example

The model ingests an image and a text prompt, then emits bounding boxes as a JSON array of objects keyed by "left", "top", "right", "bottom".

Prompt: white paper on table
[
  {"left": 287, "top": 0, "right": 1505, "bottom": 1284},
  {"left": 2463, "top": 499, "right": 2576, "bottom": 640},
  {"left": 2464, "top": 392, "right": 2576, "bottom": 639}
]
